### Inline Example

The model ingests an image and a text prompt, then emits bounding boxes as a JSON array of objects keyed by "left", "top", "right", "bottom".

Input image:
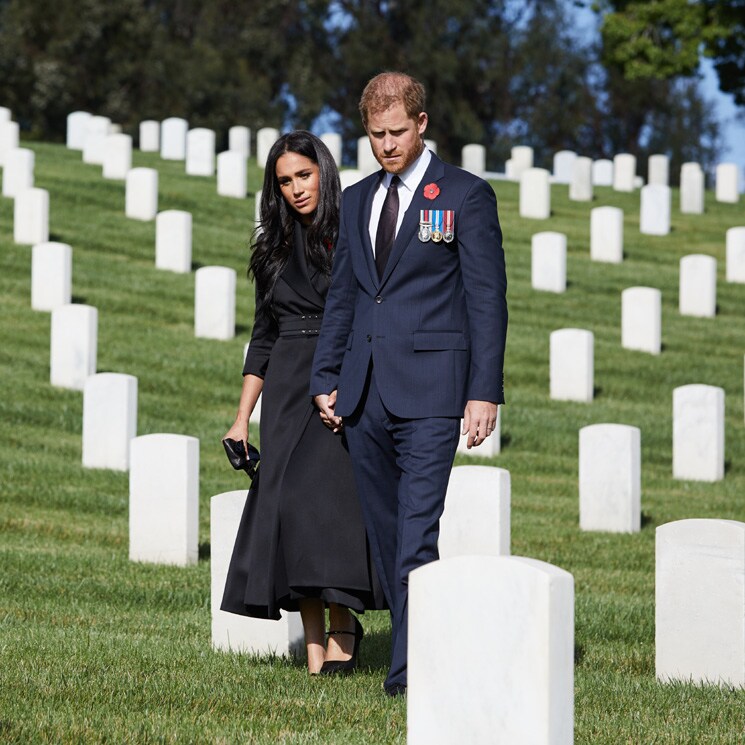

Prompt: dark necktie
[{"left": 375, "top": 175, "right": 401, "bottom": 279}]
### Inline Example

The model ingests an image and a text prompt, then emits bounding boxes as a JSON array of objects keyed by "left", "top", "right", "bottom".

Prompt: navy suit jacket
[{"left": 310, "top": 153, "right": 507, "bottom": 419}]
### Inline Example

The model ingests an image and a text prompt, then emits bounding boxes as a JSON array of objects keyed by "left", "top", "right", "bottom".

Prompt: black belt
[{"left": 278, "top": 314, "right": 323, "bottom": 337}]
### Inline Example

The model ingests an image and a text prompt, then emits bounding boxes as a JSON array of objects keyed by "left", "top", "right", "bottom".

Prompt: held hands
[
  {"left": 463, "top": 400, "right": 498, "bottom": 449},
  {"left": 315, "top": 390, "right": 343, "bottom": 433}
]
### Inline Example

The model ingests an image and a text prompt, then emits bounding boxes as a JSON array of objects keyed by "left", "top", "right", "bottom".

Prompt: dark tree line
[{"left": 0, "top": 0, "right": 740, "bottom": 177}]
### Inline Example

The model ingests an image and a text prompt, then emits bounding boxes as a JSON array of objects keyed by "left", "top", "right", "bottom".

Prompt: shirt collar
[{"left": 381, "top": 146, "right": 432, "bottom": 192}]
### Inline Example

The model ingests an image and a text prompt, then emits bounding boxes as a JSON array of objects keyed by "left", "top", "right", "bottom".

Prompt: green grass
[{"left": 1, "top": 142, "right": 745, "bottom": 743}]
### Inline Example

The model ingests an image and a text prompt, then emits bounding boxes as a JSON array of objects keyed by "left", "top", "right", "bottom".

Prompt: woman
[{"left": 221, "top": 131, "right": 384, "bottom": 675}]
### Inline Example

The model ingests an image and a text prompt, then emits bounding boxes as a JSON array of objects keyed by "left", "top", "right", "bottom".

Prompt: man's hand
[
  {"left": 462, "top": 400, "right": 498, "bottom": 448},
  {"left": 315, "top": 390, "right": 343, "bottom": 433}
]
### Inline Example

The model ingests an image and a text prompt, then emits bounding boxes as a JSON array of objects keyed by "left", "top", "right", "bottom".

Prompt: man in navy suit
[{"left": 311, "top": 72, "right": 507, "bottom": 696}]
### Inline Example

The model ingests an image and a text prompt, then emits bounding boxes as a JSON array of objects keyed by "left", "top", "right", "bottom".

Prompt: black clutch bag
[{"left": 222, "top": 438, "right": 260, "bottom": 480}]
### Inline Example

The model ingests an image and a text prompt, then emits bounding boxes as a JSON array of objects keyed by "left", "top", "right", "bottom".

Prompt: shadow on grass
[
  {"left": 191, "top": 261, "right": 205, "bottom": 271},
  {"left": 71, "top": 294, "right": 87, "bottom": 304},
  {"left": 593, "top": 386, "right": 603, "bottom": 398},
  {"left": 199, "top": 542, "right": 211, "bottom": 561},
  {"left": 500, "top": 433, "right": 512, "bottom": 450},
  {"left": 641, "top": 511, "right": 654, "bottom": 529},
  {"left": 286, "top": 627, "right": 392, "bottom": 675},
  {"left": 236, "top": 323, "right": 251, "bottom": 335}
]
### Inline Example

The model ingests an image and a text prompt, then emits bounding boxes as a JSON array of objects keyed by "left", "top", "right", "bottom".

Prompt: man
[{"left": 311, "top": 72, "right": 507, "bottom": 696}]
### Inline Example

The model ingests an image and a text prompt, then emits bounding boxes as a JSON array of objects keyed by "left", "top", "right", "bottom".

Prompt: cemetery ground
[{"left": 1, "top": 142, "right": 745, "bottom": 744}]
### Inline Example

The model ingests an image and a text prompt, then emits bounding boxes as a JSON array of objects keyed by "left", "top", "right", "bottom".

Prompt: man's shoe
[{"left": 385, "top": 683, "right": 407, "bottom": 698}]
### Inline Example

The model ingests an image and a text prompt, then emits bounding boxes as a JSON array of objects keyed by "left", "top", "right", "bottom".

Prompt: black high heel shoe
[{"left": 319, "top": 616, "right": 364, "bottom": 676}]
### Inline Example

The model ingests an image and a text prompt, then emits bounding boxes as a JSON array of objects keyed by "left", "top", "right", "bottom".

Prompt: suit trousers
[{"left": 344, "top": 364, "right": 460, "bottom": 690}]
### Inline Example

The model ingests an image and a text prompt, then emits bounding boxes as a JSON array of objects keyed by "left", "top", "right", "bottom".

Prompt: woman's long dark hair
[{"left": 249, "top": 131, "right": 340, "bottom": 318}]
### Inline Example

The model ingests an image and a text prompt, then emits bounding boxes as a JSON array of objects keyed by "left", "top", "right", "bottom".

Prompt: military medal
[
  {"left": 443, "top": 210, "right": 455, "bottom": 243},
  {"left": 418, "top": 210, "right": 432, "bottom": 242},
  {"left": 431, "top": 210, "right": 443, "bottom": 243}
]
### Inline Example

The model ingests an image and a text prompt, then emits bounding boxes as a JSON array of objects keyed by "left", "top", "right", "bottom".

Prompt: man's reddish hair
[{"left": 359, "top": 72, "right": 426, "bottom": 129}]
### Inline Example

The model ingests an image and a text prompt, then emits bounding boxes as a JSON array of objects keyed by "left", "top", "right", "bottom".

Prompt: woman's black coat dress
[{"left": 221, "top": 221, "right": 386, "bottom": 620}]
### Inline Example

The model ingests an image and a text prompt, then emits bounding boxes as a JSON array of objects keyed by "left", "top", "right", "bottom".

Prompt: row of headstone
[
  {"left": 50, "top": 304, "right": 97, "bottom": 390},
  {"left": 156, "top": 210, "right": 192, "bottom": 273},
  {"left": 0, "top": 119, "right": 20, "bottom": 166},
  {"left": 125, "top": 168, "right": 158, "bottom": 220},
  {"left": 727, "top": 227, "right": 745, "bottom": 283},
  {"left": 195, "top": 266, "right": 236, "bottom": 340},
  {"left": 550, "top": 329, "right": 594, "bottom": 403},
  {"left": 679, "top": 254, "right": 716, "bottom": 318},
  {"left": 14, "top": 188, "right": 49, "bottom": 245},
  {"left": 680, "top": 162, "right": 704, "bottom": 214},
  {"left": 716, "top": 163, "right": 740, "bottom": 203},
  {"left": 32, "top": 242, "right": 72, "bottom": 311},
  {"left": 408, "top": 555, "right": 574, "bottom": 744},
  {"left": 130, "top": 433, "right": 199, "bottom": 566},
  {"left": 622, "top": 287, "right": 661, "bottom": 355},
  {"left": 656, "top": 519, "right": 745, "bottom": 687},
  {"left": 2, "top": 147, "right": 35, "bottom": 197},
  {"left": 519, "top": 168, "right": 551, "bottom": 219},
  {"left": 640, "top": 184, "right": 671, "bottom": 236}
]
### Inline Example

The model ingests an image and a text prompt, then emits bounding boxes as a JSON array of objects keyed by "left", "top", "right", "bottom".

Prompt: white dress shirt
[{"left": 368, "top": 147, "right": 432, "bottom": 256}]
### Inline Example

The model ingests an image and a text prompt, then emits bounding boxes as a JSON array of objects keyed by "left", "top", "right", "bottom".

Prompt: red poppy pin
[{"left": 423, "top": 183, "right": 440, "bottom": 200}]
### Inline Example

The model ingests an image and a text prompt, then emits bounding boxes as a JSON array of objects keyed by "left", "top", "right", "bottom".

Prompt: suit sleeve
[
  {"left": 310, "top": 200, "right": 358, "bottom": 396},
  {"left": 242, "top": 284, "right": 279, "bottom": 378},
  {"left": 457, "top": 178, "right": 508, "bottom": 403}
]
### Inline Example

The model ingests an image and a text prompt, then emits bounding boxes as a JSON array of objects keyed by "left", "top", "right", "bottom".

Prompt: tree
[{"left": 596, "top": 0, "right": 745, "bottom": 105}]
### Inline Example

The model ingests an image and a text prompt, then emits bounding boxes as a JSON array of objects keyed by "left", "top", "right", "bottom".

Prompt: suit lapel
[
  {"left": 379, "top": 154, "right": 446, "bottom": 288},
  {"left": 356, "top": 171, "right": 383, "bottom": 291},
  {"left": 280, "top": 220, "right": 326, "bottom": 308}
]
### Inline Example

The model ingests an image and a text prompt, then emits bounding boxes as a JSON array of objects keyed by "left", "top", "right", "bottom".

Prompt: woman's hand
[{"left": 223, "top": 419, "right": 249, "bottom": 458}]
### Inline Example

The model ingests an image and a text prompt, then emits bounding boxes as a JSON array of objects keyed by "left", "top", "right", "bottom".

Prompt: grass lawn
[{"left": 1, "top": 140, "right": 745, "bottom": 743}]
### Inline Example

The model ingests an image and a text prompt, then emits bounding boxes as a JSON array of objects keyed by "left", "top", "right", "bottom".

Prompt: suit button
[
  {"left": 375, "top": 296, "right": 382, "bottom": 304},
  {"left": 366, "top": 335, "right": 372, "bottom": 342}
]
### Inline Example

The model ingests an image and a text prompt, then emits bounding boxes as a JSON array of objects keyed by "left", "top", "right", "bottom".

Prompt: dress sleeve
[{"left": 242, "top": 285, "right": 279, "bottom": 378}]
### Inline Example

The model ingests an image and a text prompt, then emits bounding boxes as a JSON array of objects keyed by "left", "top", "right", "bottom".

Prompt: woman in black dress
[{"left": 221, "top": 131, "right": 384, "bottom": 675}]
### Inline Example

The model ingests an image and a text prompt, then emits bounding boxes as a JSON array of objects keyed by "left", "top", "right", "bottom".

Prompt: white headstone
[
  {"left": 50, "top": 304, "right": 97, "bottom": 390},
  {"left": 125, "top": 168, "right": 158, "bottom": 221},
  {"left": 656, "top": 519, "right": 745, "bottom": 687},
  {"left": 66, "top": 111, "right": 92, "bottom": 150},
  {"left": 590, "top": 206, "right": 623, "bottom": 263},
  {"left": 0, "top": 120, "right": 20, "bottom": 166},
  {"left": 320, "top": 132, "right": 342, "bottom": 166},
  {"left": 634, "top": 175, "right": 645, "bottom": 189},
  {"left": 613, "top": 153, "right": 636, "bottom": 192},
  {"left": 592, "top": 159, "right": 614, "bottom": 187},
  {"left": 519, "top": 168, "right": 551, "bottom": 220},
  {"left": 156, "top": 210, "right": 192, "bottom": 273},
  {"left": 439, "top": 466, "right": 510, "bottom": 558},
  {"left": 228, "top": 126, "right": 251, "bottom": 158},
  {"left": 83, "top": 373, "right": 138, "bottom": 471},
  {"left": 139, "top": 120, "right": 159, "bottom": 152},
  {"left": 257, "top": 127, "right": 280, "bottom": 169},
  {"left": 160, "top": 117, "right": 188, "bottom": 160},
  {"left": 186, "top": 128, "right": 215, "bottom": 177},
  {"left": 129, "top": 434, "right": 199, "bottom": 566},
  {"left": 339, "top": 169, "right": 364, "bottom": 190},
  {"left": 217, "top": 151, "right": 246, "bottom": 198},
  {"left": 648, "top": 154, "right": 669, "bottom": 186},
  {"left": 511, "top": 146, "right": 533, "bottom": 180},
  {"left": 357, "top": 136, "right": 378, "bottom": 176},
  {"left": 621, "top": 286, "right": 661, "bottom": 355},
  {"left": 0, "top": 106, "right": 11, "bottom": 122},
  {"left": 254, "top": 189, "right": 262, "bottom": 229},
  {"left": 679, "top": 254, "right": 716, "bottom": 318},
  {"left": 109, "top": 124, "right": 123, "bottom": 135},
  {"left": 550, "top": 329, "right": 594, "bottom": 403},
  {"left": 31, "top": 242, "right": 72, "bottom": 312},
  {"left": 726, "top": 227, "right": 745, "bottom": 283},
  {"left": 673, "top": 384, "right": 724, "bottom": 482},
  {"left": 2, "top": 147, "right": 34, "bottom": 198},
  {"left": 14, "top": 188, "right": 49, "bottom": 245},
  {"left": 82, "top": 116, "right": 111, "bottom": 165},
  {"left": 102, "top": 133, "right": 132, "bottom": 180},
  {"left": 569, "top": 156, "right": 593, "bottom": 202},
  {"left": 640, "top": 184, "right": 671, "bottom": 236},
  {"left": 579, "top": 424, "right": 640, "bottom": 533},
  {"left": 552, "top": 150, "right": 577, "bottom": 184},
  {"left": 456, "top": 408, "right": 501, "bottom": 457},
  {"left": 505, "top": 159, "right": 515, "bottom": 179},
  {"left": 680, "top": 162, "right": 704, "bottom": 214},
  {"left": 462, "top": 144, "right": 486, "bottom": 177},
  {"left": 424, "top": 139, "right": 438, "bottom": 154},
  {"left": 531, "top": 231, "right": 567, "bottom": 293},
  {"left": 408, "top": 556, "right": 574, "bottom": 745},
  {"left": 715, "top": 163, "right": 739, "bottom": 204},
  {"left": 195, "top": 266, "right": 236, "bottom": 340},
  {"left": 211, "top": 490, "right": 304, "bottom": 655}
]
